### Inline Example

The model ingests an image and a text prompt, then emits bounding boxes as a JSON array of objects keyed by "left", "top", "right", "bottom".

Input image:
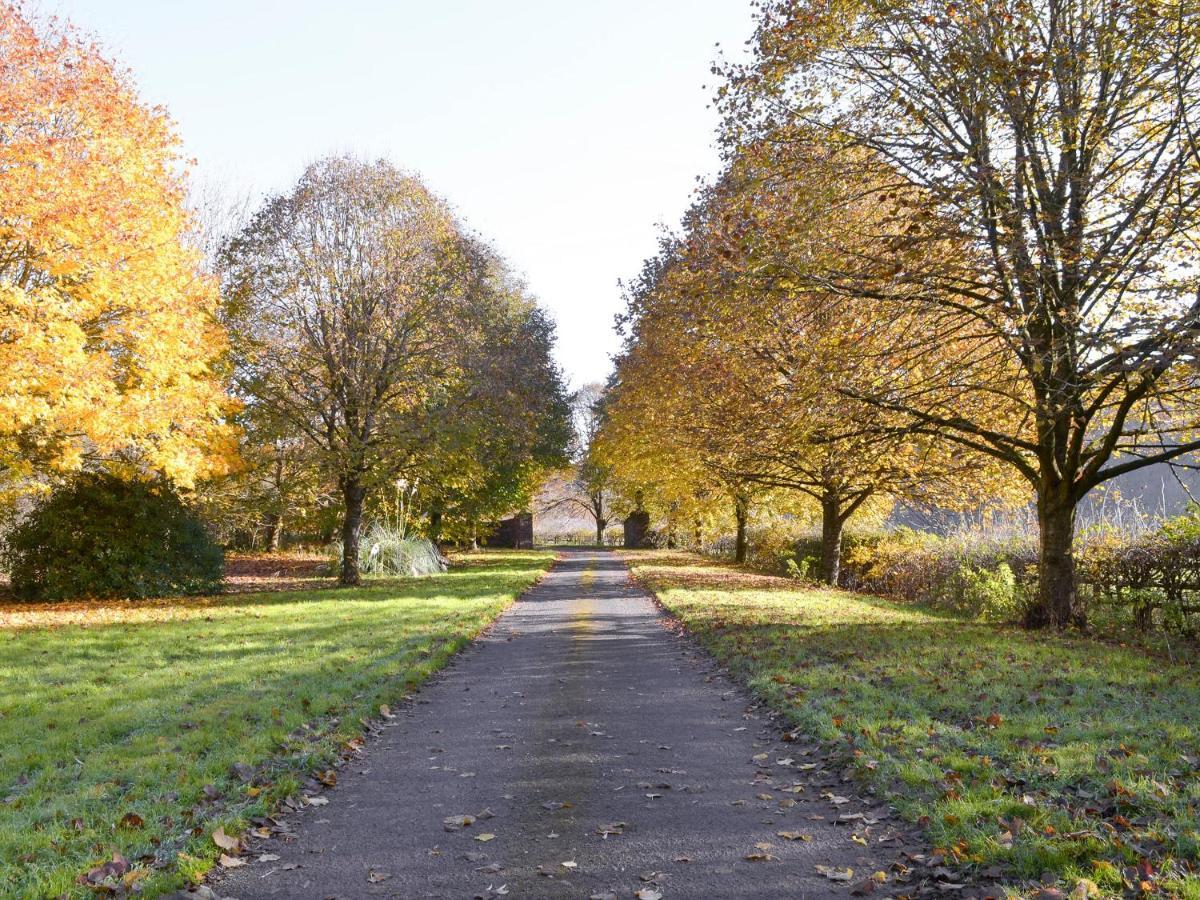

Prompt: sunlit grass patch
[
  {"left": 0, "top": 549, "right": 553, "bottom": 898},
  {"left": 626, "top": 550, "right": 1200, "bottom": 895}
]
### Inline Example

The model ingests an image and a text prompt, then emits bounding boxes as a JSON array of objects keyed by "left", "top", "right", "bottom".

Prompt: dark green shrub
[{"left": 2, "top": 473, "right": 224, "bottom": 600}]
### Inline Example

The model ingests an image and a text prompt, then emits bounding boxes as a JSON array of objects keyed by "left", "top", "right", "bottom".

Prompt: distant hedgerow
[{"left": 2, "top": 472, "right": 224, "bottom": 601}]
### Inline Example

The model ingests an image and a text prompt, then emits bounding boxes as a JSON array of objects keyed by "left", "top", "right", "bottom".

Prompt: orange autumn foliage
[{"left": 0, "top": 4, "right": 235, "bottom": 489}]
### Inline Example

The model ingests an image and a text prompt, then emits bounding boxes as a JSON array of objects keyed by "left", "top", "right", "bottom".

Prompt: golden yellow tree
[
  {"left": 727, "top": 0, "right": 1200, "bottom": 626},
  {"left": 0, "top": 5, "right": 234, "bottom": 491},
  {"left": 604, "top": 136, "right": 1020, "bottom": 581}
]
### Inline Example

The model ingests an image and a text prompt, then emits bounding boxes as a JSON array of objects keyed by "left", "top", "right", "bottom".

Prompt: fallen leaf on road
[
  {"left": 562, "top": 860, "right": 577, "bottom": 868},
  {"left": 816, "top": 865, "right": 854, "bottom": 882},
  {"left": 635, "top": 891, "right": 663, "bottom": 900},
  {"left": 745, "top": 852, "right": 775, "bottom": 861},
  {"left": 219, "top": 854, "right": 245, "bottom": 868},
  {"left": 258, "top": 853, "right": 280, "bottom": 862},
  {"left": 596, "top": 822, "right": 626, "bottom": 837},
  {"left": 305, "top": 796, "right": 329, "bottom": 806},
  {"left": 475, "top": 833, "right": 496, "bottom": 842},
  {"left": 674, "top": 854, "right": 692, "bottom": 862},
  {"left": 778, "top": 831, "right": 812, "bottom": 841},
  {"left": 541, "top": 801, "right": 572, "bottom": 810},
  {"left": 444, "top": 814, "right": 476, "bottom": 830},
  {"left": 367, "top": 870, "right": 392, "bottom": 883}
]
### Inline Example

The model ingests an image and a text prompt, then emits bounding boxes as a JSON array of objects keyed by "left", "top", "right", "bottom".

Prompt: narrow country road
[{"left": 216, "top": 549, "right": 930, "bottom": 899}]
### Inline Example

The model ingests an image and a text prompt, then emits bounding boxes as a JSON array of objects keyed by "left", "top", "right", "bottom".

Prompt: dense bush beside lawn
[
  {"left": 2, "top": 473, "right": 224, "bottom": 601},
  {"left": 0, "top": 550, "right": 552, "bottom": 898},
  {"left": 628, "top": 550, "right": 1200, "bottom": 897}
]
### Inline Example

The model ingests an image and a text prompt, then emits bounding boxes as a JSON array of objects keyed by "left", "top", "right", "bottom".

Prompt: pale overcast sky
[{"left": 50, "top": 1, "right": 755, "bottom": 389}]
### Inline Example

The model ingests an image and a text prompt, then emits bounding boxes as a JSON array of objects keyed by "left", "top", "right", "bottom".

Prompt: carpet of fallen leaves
[
  {"left": 1, "top": 552, "right": 392, "bottom": 630},
  {"left": 625, "top": 550, "right": 1200, "bottom": 899},
  {"left": 0, "top": 550, "right": 554, "bottom": 898}
]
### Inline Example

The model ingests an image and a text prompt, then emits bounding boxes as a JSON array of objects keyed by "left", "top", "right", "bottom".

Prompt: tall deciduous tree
[
  {"left": 0, "top": 4, "right": 234, "bottom": 492},
  {"left": 605, "top": 143, "right": 1015, "bottom": 580},
  {"left": 221, "top": 157, "right": 472, "bottom": 585},
  {"left": 727, "top": 0, "right": 1200, "bottom": 626}
]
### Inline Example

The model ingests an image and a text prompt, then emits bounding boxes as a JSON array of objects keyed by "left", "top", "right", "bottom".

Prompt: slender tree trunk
[
  {"left": 264, "top": 513, "right": 282, "bottom": 552},
  {"left": 734, "top": 496, "right": 749, "bottom": 564},
  {"left": 1029, "top": 487, "right": 1080, "bottom": 629},
  {"left": 470, "top": 521, "right": 479, "bottom": 552},
  {"left": 694, "top": 518, "right": 703, "bottom": 550},
  {"left": 428, "top": 505, "right": 443, "bottom": 545},
  {"left": 820, "top": 494, "right": 844, "bottom": 586},
  {"left": 594, "top": 491, "right": 606, "bottom": 545},
  {"left": 340, "top": 477, "right": 366, "bottom": 586}
]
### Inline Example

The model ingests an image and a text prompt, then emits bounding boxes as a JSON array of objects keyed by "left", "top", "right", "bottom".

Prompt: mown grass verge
[
  {"left": 0, "top": 549, "right": 554, "bottom": 898},
  {"left": 626, "top": 550, "right": 1200, "bottom": 898}
]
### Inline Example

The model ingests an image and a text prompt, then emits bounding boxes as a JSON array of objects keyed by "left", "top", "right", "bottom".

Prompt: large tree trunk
[
  {"left": 820, "top": 494, "right": 844, "bottom": 586},
  {"left": 263, "top": 512, "right": 282, "bottom": 552},
  {"left": 734, "top": 496, "right": 749, "bottom": 564},
  {"left": 1028, "top": 488, "right": 1080, "bottom": 629},
  {"left": 595, "top": 516, "right": 608, "bottom": 545},
  {"left": 340, "top": 477, "right": 366, "bottom": 586}
]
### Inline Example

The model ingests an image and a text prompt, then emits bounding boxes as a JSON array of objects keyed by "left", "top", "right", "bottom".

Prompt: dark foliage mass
[{"left": 3, "top": 473, "right": 223, "bottom": 601}]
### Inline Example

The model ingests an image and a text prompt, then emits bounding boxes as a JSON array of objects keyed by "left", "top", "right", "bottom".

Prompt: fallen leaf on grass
[
  {"left": 78, "top": 854, "right": 129, "bottom": 887},
  {"left": 117, "top": 813, "right": 144, "bottom": 829},
  {"left": 379, "top": 704, "right": 395, "bottom": 719},
  {"left": 212, "top": 827, "right": 239, "bottom": 851},
  {"left": 816, "top": 865, "right": 855, "bottom": 882}
]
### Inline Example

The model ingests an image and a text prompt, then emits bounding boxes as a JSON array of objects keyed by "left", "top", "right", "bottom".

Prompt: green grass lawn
[
  {"left": 0, "top": 549, "right": 553, "bottom": 899},
  {"left": 627, "top": 551, "right": 1200, "bottom": 898}
]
